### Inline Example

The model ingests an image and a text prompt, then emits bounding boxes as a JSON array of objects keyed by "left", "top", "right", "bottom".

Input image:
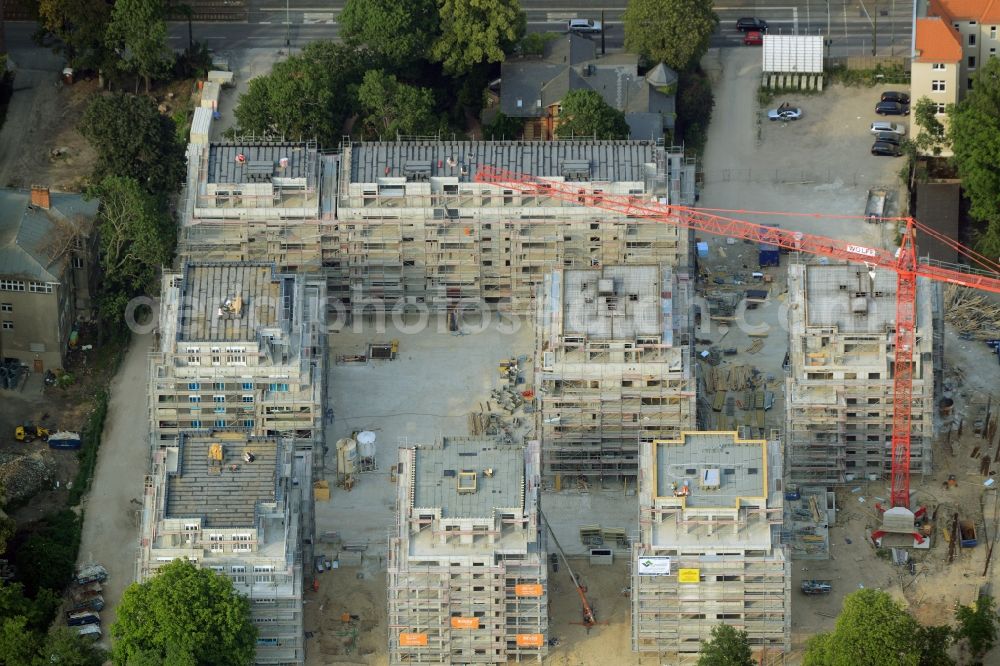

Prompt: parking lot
[{"left": 701, "top": 48, "right": 906, "bottom": 243}]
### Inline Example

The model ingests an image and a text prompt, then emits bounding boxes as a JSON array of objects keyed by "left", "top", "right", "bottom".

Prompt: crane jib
[{"left": 846, "top": 244, "right": 878, "bottom": 258}]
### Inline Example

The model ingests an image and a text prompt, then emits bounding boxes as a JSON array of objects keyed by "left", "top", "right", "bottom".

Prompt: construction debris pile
[
  {"left": 944, "top": 285, "right": 1000, "bottom": 339},
  {"left": 0, "top": 452, "right": 57, "bottom": 503}
]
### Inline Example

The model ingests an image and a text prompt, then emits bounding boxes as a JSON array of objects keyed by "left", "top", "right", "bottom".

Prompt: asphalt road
[{"left": 2, "top": 0, "right": 913, "bottom": 61}]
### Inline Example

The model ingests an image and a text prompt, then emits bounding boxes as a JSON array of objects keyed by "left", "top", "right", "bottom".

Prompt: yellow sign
[
  {"left": 515, "top": 583, "right": 544, "bottom": 597},
  {"left": 678, "top": 568, "right": 701, "bottom": 583},
  {"left": 399, "top": 633, "right": 428, "bottom": 646},
  {"left": 516, "top": 633, "right": 545, "bottom": 647}
]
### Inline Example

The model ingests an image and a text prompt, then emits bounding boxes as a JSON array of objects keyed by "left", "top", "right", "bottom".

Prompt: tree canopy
[
  {"left": 36, "top": 0, "right": 113, "bottom": 73},
  {"left": 340, "top": 0, "right": 439, "bottom": 62},
  {"left": 233, "top": 41, "right": 370, "bottom": 147},
  {"left": 949, "top": 56, "right": 1000, "bottom": 258},
  {"left": 698, "top": 623, "right": 755, "bottom": 666},
  {"left": 80, "top": 93, "right": 186, "bottom": 196},
  {"left": 954, "top": 594, "right": 999, "bottom": 660},
  {"left": 112, "top": 559, "right": 256, "bottom": 665},
  {"left": 0, "top": 582, "right": 104, "bottom": 666},
  {"left": 357, "top": 70, "right": 441, "bottom": 138},
  {"left": 555, "top": 89, "right": 631, "bottom": 140},
  {"left": 912, "top": 97, "right": 949, "bottom": 156},
  {"left": 431, "top": 0, "right": 526, "bottom": 75},
  {"left": 105, "top": 0, "right": 171, "bottom": 91},
  {"left": 624, "top": 0, "right": 719, "bottom": 71},
  {"left": 803, "top": 589, "right": 921, "bottom": 666},
  {"left": 91, "top": 176, "right": 175, "bottom": 298}
]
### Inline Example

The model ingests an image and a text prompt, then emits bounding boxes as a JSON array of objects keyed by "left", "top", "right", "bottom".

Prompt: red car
[{"left": 744, "top": 30, "right": 763, "bottom": 46}]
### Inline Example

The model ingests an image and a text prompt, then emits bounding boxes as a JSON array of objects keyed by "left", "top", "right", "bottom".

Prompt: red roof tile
[{"left": 915, "top": 17, "right": 963, "bottom": 62}]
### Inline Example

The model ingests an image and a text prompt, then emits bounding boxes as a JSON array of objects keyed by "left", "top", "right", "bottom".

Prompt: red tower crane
[{"left": 475, "top": 166, "right": 1000, "bottom": 536}]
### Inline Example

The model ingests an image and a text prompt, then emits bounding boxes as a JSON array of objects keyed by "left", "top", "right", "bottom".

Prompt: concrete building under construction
[
  {"left": 136, "top": 431, "right": 307, "bottom": 664},
  {"left": 630, "top": 432, "right": 789, "bottom": 662},
  {"left": 534, "top": 265, "right": 696, "bottom": 480},
  {"left": 149, "top": 262, "right": 326, "bottom": 461},
  {"left": 387, "top": 437, "right": 547, "bottom": 664},
  {"left": 785, "top": 263, "right": 941, "bottom": 484}
]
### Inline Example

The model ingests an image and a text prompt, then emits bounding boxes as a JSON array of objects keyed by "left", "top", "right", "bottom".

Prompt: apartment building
[
  {"left": 387, "top": 438, "right": 547, "bottom": 664},
  {"left": 149, "top": 262, "right": 326, "bottom": 460},
  {"left": 784, "top": 263, "right": 941, "bottom": 485},
  {"left": 630, "top": 432, "right": 789, "bottom": 663},
  {"left": 333, "top": 140, "right": 696, "bottom": 314},
  {"left": 912, "top": 0, "right": 1000, "bottom": 124},
  {"left": 136, "top": 431, "right": 307, "bottom": 664},
  {"left": 534, "top": 264, "right": 696, "bottom": 480}
]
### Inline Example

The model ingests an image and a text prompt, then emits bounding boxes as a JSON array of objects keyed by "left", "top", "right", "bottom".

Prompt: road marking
[{"left": 547, "top": 12, "right": 576, "bottom": 21}]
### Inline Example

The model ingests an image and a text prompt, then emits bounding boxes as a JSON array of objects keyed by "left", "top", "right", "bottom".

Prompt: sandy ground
[{"left": 75, "top": 336, "right": 155, "bottom": 650}]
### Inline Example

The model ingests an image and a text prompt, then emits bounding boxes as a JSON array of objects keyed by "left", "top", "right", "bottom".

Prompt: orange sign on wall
[
  {"left": 514, "top": 583, "right": 543, "bottom": 597},
  {"left": 399, "top": 633, "right": 428, "bottom": 646},
  {"left": 516, "top": 633, "right": 545, "bottom": 647},
  {"left": 450, "top": 616, "right": 480, "bottom": 629}
]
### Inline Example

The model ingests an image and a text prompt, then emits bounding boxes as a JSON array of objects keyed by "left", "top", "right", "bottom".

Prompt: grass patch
[
  {"left": 68, "top": 387, "right": 110, "bottom": 506},
  {"left": 826, "top": 63, "right": 910, "bottom": 87}
]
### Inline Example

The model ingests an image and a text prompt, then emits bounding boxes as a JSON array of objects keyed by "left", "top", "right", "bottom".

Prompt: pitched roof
[
  {"left": 0, "top": 189, "right": 97, "bottom": 283},
  {"left": 931, "top": 0, "right": 1000, "bottom": 21},
  {"left": 915, "top": 17, "right": 963, "bottom": 62}
]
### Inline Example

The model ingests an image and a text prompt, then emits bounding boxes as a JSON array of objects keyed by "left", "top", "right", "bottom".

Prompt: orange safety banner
[
  {"left": 516, "top": 633, "right": 545, "bottom": 647},
  {"left": 450, "top": 616, "right": 480, "bottom": 629},
  {"left": 514, "top": 583, "right": 543, "bottom": 597},
  {"left": 399, "top": 633, "right": 428, "bottom": 646}
]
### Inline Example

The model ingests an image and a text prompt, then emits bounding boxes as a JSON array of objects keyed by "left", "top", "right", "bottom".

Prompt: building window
[
  {"left": 932, "top": 62, "right": 946, "bottom": 70},
  {"left": 233, "top": 535, "right": 252, "bottom": 552},
  {"left": 209, "top": 565, "right": 224, "bottom": 572},
  {"left": 1, "top": 321, "right": 11, "bottom": 330},
  {"left": 268, "top": 383, "right": 289, "bottom": 392},
  {"left": 991, "top": 26, "right": 997, "bottom": 39},
  {"left": 932, "top": 80, "right": 946, "bottom": 91},
  {"left": 1, "top": 303, "right": 11, "bottom": 312},
  {"left": 72, "top": 256, "right": 84, "bottom": 269},
  {"left": 28, "top": 282, "right": 54, "bottom": 293},
  {"left": 214, "top": 382, "right": 225, "bottom": 391},
  {"left": 213, "top": 395, "right": 225, "bottom": 403},
  {"left": 969, "top": 78, "right": 975, "bottom": 90},
  {"left": 188, "top": 382, "right": 200, "bottom": 390},
  {"left": 231, "top": 565, "right": 246, "bottom": 583},
  {"left": 191, "top": 420, "right": 202, "bottom": 428},
  {"left": 241, "top": 395, "right": 254, "bottom": 403},
  {"left": 184, "top": 523, "right": 199, "bottom": 532},
  {"left": 215, "top": 419, "right": 226, "bottom": 428},
  {"left": 189, "top": 395, "right": 201, "bottom": 403},
  {"left": 253, "top": 565, "right": 274, "bottom": 583},
  {"left": 242, "top": 382, "right": 253, "bottom": 390},
  {"left": 991, "top": 47, "right": 997, "bottom": 56},
  {"left": 214, "top": 407, "right": 225, "bottom": 414},
  {"left": 209, "top": 534, "right": 224, "bottom": 552},
  {"left": 935, "top": 102, "right": 946, "bottom": 114},
  {"left": 244, "top": 419, "right": 254, "bottom": 428},
  {"left": 226, "top": 347, "right": 246, "bottom": 365},
  {"left": 969, "top": 56, "right": 977, "bottom": 69},
  {"left": 0, "top": 280, "right": 25, "bottom": 291},
  {"left": 970, "top": 34, "right": 977, "bottom": 46}
]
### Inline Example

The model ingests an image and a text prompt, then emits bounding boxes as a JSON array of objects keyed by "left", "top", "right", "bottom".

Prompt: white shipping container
[{"left": 190, "top": 107, "right": 212, "bottom": 145}]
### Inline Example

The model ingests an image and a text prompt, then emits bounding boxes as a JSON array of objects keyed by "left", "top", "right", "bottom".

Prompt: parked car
[
  {"left": 880, "top": 91, "right": 910, "bottom": 104},
  {"left": 69, "top": 595, "right": 105, "bottom": 613},
  {"left": 768, "top": 103, "right": 802, "bottom": 121},
  {"left": 66, "top": 611, "right": 100, "bottom": 627},
  {"left": 801, "top": 580, "right": 832, "bottom": 595},
  {"left": 871, "top": 141, "right": 901, "bottom": 157},
  {"left": 743, "top": 30, "right": 764, "bottom": 46},
  {"left": 874, "top": 131, "right": 902, "bottom": 146},
  {"left": 74, "top": 564, "right": 107, "bottom": 585},
  {"left": 875, "top": 100, "right": 909, "bottom": 116},
  {"left": 568, "top": 18, "right": 602, "bottom": 34},
  {"left": 736, "top": 17, "right": 768, "bottom": 32},
  {"left": 77, "top": 625, "right": 102, "bottom": 641},
  {"left": 869, "top": 121, "right": 906, "bottom": 135}
]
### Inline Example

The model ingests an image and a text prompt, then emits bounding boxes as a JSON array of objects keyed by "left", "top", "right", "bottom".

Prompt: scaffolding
[
  {"left": 387, "top": 438, "right": 547, "bottom": 664},
  {"left": 784, "top": 263, "right": 939, "bottom": 485},
  {"left": 535, "top": 266, "right": 696, "bottom": 480},
  {"left": 630, "top": 433, "right": 790, "bottom": 662}
]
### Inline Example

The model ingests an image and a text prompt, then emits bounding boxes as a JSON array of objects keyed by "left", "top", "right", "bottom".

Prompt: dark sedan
[
  {"left": 880, "top": 91, "right": 911, "bottom": 104},
  {"left": 875, "top": 101, "right": 909, "bottom": 116},
  {"left": 875, "top": 131, "right": 902, "bottom": 146},
  {"left": 736, "top": 17, "right": 768, "bottom": 32},
  {"left": 871, "top": 141, "right": 901, "bottom": 157}
]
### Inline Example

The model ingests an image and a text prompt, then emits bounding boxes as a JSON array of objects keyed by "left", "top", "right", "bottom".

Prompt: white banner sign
[{"left": 636, "top": 556, "right": 671, "bottom": 576}]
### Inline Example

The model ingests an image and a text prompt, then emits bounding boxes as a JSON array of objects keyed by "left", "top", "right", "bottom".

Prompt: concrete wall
[{"left": 0, "top": 285, "right": 69, "bottom": 371}]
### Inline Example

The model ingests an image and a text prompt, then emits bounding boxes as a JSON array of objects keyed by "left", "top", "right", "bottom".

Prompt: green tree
[
  {"left": 106, "top": 0, "right": 171, "bottom": 92},
  {"left": 112, "top": 559, "right": 256, "bottom": 665},
  {"left": 38, "top": 628, "right": 107, "bottom": 666},
  {"left": 13, "top": 511, "right": 82, "bottom": 596},
  {"left": 916, "top": 624, "right": 955, "bottom": 666},
  {"left": 802, "top": 589, "right": 921, "bottom": 666},
  {"left": 91, "top": 176, "right": 175, "bottom": 295},
  {"left": 0, "top": 616, "right": 42, "bottom": 665},
  {"left": 431, "top": 0, "right": 526, "bottom": 75},
  {"left": 676, "top": 66, "right": 714, "bottom": 151},
  {"left": 698, "top": 623, "right": 755, "bottom": 666},
  {"left": 555, "top": 89, "right": 630, "bottom": 140},
  {"left": 36, "top": 0, "right": 113, "bottom": 73},
  {"left": 483, "top": 112, "right": 524, "bottom": 139},
  {"left": 233, "top": 41, "right": 369, "bottom": 147},
  {"left": 80, "top": 93, "right": 186, "bottom": 196},
  {"left": 949, "top": 57, "right": 1000, "bottom": 258},
  {"left": 357, "top": 69, "right": 441, "bottom": 138},
  {"left": 955, "top": 594, "right": 999, "bottom": 661},
  {"left": 912, "top": 96, "right": 949, "bottom": 156},
  {"left": 340, "top": 0, "right": 439, "bottom": 62},
  {"left": 624, "top": 0, "right": 719, "bottom": 72}
]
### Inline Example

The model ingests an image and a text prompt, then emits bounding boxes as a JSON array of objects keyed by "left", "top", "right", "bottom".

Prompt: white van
[{"left": 568, "top": 19, "right": 602, "bottom": 34}]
